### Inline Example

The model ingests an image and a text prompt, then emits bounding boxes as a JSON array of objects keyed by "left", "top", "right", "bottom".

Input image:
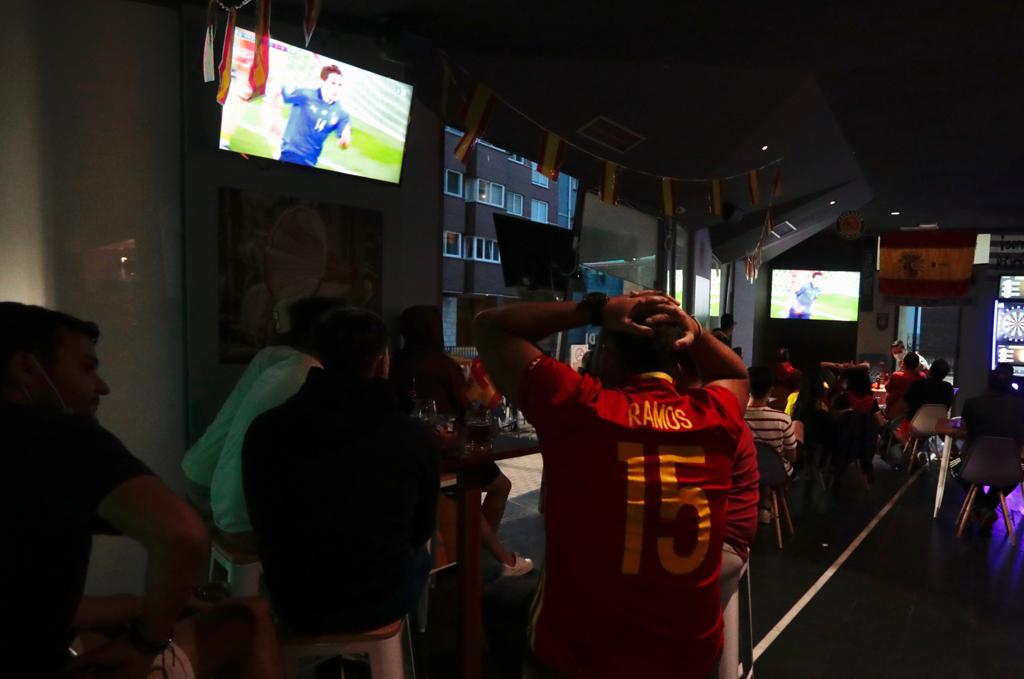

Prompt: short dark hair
[
  {"left": 320, "top": 65, "right": 342, "bottom": 80},
  {"left": 903, "top": 352, "right": 920, "bottom": 370},
  {"left": 288, "top": 297, "right": 347, "bottom": 348},
  {"left": 748, "top": 365, "right": 774, "bottom": 400},
  {"left": 312, "top": 307, "right": 389, "bottom": 375},
  {"left": 602, "top": 324, "right": 684, "bottom": 376},
  {"left": 929, "top": 358, "right": 950, "bottom": 382},
  {"left": 845, "top": 368, "right": 872, "bottom": 397},
  {"left": 988, "top": 367, "right": 1013, "bottom": 394},
  {"left": 891, "top": 339, "right": 905, "bottom": 348},
  {"left": 812, "top": 271, "right": 823, "bottom": 278},
  {"left": 0, "top": 302, "right": 99, "bottom": 382},
  {"left": 720, "top": 313, "right": 735, "bottom": 331}
]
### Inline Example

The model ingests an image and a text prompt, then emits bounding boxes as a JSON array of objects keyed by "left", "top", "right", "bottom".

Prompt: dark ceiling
[{"left": 195, "top": 1, "right": 1024, "bottom": 257}]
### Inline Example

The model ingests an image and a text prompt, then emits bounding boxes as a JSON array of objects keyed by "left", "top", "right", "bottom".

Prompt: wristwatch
[
  {"left": 127, "top": 621, "right": 172, "bottom": 656},
  {"left": 577, "top": 292, "right": 609, "bottom": 327}
]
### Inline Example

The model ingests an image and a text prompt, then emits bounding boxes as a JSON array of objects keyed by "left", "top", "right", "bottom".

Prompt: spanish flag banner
[
  {"left": 878, "top": 231, "right": 977, "bottom": 297},
  {"left": 247, "top": 0, "right": 271, "bottom": 98},
  {"left": 303, "top": 0, "right": 322, "bottom": 47},
  {"left": 600, "top": 161, "right": 619, "bottom": 204},
  {"left": 709, "top": 179, "right": 723, "bottom": 216},
  {"left": 536, "top": 132, "right": 567, "bottom": 181},
  {"left": 772, "top": 168, "right": 782, "bottom": 198},
  {"left": 747, "top": 169, "right": 760, "bottom": 206},
  {"left": 202, "top": 0, "right": 217, "bottom": 83},
  {"left": 215, "top": 9, "right": 237, "bottom": 105},
  {"left": 660, "top": 177, "right": 675, "bottom": 217},
  {"left": 454, "top": 84, "right": 495, "bottom": 163}
]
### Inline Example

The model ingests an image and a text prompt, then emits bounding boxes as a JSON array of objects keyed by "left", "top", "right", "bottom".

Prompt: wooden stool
[
  {"left": 280, "top": 618, "right": 409, "bottom": 679},
  {"left": 208, "top": 533, "right": 262, "bottom": 597}
]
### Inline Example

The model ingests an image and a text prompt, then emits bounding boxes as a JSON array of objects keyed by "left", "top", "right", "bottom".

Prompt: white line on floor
[{"left": 752, "top": 465, "right": 926, "bottom": 661}]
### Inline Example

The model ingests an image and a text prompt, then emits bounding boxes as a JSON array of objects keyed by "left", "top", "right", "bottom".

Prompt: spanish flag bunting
[
  {"left": 878, "top": 231, "right": 976, "bottom": 298},
  {"left": 202, "top": 0, "right": 217, "bottom": 83},
  {"left": 709, "top": 179, "right": 723, "bottom": 216},
  {"left": 536, "top": 131, "right": 566, "bottom": 180},
  {"left": 303, "top": 0, "right": 322, "bottom": 47},
  {"left": 772, "top": 167, "right": 782, "bottom": 198},
  {"left": 215, "top": 9, "right": 237, "bottom": 105},
  {"left": 747, "top": 169, "right": 760, "bottom": 206},
  {"left": 247, "top": 0, "right": 272, "bottom": 98},
  {"left": 453, "top": 84, "right": 495, "bottom": 163},
  {"left": 600, "top": 161, "right": 619, "bottom": 204},
  {"left": 660, "top": 177, "right": 675, "bottom": 217}
]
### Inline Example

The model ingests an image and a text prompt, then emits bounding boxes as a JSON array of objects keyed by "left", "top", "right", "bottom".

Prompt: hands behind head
[{"left": 602, "top": 291, "right": 700, "bottom": 350}]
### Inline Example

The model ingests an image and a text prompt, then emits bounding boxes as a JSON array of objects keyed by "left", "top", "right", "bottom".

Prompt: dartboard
[{"left": 1002, "top": 308, "right": 1024, "bottom": 340}]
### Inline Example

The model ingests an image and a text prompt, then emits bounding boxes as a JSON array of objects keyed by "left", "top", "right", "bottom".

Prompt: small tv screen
[
  {"left": 218, "top": 28, "right": 413, "bottom": 183},
  {"left": 770, "top": 269, "right": 861, "bottom": 321}
]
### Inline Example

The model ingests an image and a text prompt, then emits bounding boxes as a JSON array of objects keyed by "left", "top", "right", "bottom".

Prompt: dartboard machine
[{"left": 992, "top": 275, "right": 1024, "bottom": 387}]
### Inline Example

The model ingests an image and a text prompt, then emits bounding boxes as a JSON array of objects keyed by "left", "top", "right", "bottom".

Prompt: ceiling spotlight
[
  {"left": 761, "top": 145, "right": 769, "bottom": 151},
  {"left": 890, "top": 211, "right": 901, "bottom": 216},
  {"left": 829, "top": 200, "right": 837, "bottom": 206}
]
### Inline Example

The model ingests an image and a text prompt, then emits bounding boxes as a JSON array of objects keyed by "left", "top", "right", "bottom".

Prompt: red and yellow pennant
[
  {"left": 878, "top": 231, "right": 977, "bottom": 298},
  {"left": 453, "top": 84, "right": 495, "bottom": 163},
  {"left": 202, "top": 0, "right": 217, "bottom": 83},
  {"left": 247, "top": 0, "right": 272, "bottom": 98},
  {"left": 600, "top": 161, "right": 619, "bottom": 204},
  {"left": 536, "top": 131, "right": 567, "bottom": 180},
  {"left": 215, "top": 9, "right": 238, "bottom": 105},
  {"left": 772, "top": 167, "right": 782, "bottom": 198},
  {"left": 303, "top": 0, "right": 322, "bottom": 47},
  {"left": 660, "top": 177, "right": 675, "bottom": 217},
  {"left": 709, "top": 179, "right": 723, "bottom": 216},
  {"left": 747, "top": 169, "right": 760, "bottom": 206}
]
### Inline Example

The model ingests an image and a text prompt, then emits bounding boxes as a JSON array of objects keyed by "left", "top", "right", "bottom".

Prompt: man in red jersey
[{"left": 474, "top": 291, "right": 748, "bottom": 679}]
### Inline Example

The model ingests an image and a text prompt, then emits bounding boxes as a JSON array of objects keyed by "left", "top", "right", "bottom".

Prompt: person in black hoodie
[{"left": 242, "top": 307, "right": 440, "bottom": 633}]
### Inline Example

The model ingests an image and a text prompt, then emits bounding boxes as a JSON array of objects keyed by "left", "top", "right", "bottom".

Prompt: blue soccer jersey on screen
[
  {"left": 794, "top": 282, "right": 821, "bottom": 308},
  {"left": 279, "top": 87, "right": 350, "bottom": 167}
]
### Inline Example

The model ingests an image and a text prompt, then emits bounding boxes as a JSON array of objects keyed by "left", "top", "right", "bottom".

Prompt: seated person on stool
[
  {"left": 182, "top": 297, "right": 345, "bottom": 551},
  {"left": 956, "top": 367, "right": 1024, "bottom": 529},
  {"left": 243, "top": 307, "right": 440, "bottom": 633},
  {"left": 884, "top": 351, "right": 926, "bottom": 422},
  {"left": 895, "top": 358, "right": 954, "bottom": 446},
  {"left": 390, "top": 305, "right": 532, "bottom": 577},
  {"left": 474, "top": 291, "right": 749, "bottom": 679},
  {"left": 3, "top": 303, "right": 282, "bottom": 679}
]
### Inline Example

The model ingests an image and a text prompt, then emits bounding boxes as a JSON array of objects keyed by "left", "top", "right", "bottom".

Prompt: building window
[
  {"left": 469, "top": 179, "right": 506, "bottom": 208},
  {"left": 464, "top": 236, "right": 501, "bottom": 263},
  {"left": 444, "top": 169, "right": 463, "bottom": 198},
  {"left": 509, "top": 154, "right": 528, "bottom": 165},
  {"left": 531, "top": 162, "right": 550, "bottom": 188},
  {"left": 507, "top": 192, "right": 524, "bottom": 216},
  {"left": 442, "top": 231, "right": 463, "bottom": 258},
  {"left": 531, "top": 199, "right": 549, "bottom": 223}
]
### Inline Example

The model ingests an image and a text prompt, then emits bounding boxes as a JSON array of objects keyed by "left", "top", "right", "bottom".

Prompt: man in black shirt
[
  {"left": 903, "top": 358, "right": 955, "bottom": 422},
  {"left": 2, "top": 302, "right": 282, "bottom": 678},
  {"left": 243, "top": 307, "right": 440, "bottom": 633}
]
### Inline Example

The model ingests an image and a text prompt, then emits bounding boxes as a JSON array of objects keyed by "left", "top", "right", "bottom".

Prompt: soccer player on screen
[
  {"left": 788, "top": 271, "right": 823, "bottom": 319},
  {"left": 277, "top": 65, "right": 352, "bottom": 167}
]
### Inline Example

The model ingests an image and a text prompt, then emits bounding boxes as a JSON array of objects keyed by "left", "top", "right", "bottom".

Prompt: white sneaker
[{"left": 500, "top": 553, "right": 534, "bottom": 577}]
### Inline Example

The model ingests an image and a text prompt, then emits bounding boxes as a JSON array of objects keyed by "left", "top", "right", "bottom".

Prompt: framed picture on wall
[{"left": 217, "top": 187, "right": 383, "bottom": 363}]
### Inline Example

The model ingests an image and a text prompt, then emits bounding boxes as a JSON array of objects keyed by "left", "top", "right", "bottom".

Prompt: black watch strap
[
  {"left": 127, "top": 622, "right": 172, "bottom": 656},
  {"left": 578, "top": 292, "right": 609, "bottom": 326}
]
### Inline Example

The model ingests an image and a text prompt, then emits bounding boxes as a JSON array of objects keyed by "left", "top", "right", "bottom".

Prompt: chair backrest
[
  {"left": 961, "top": 436, "right": 1024, "bottom": 487},
  {"left": 834, "top": 410, "right": 880, "bottom": 465},
  {"left": 755, "top": 441, "right": 789, "bottom": 487},
  {"left": 909, "top": 403, "right": 949, "bottom": 436}
]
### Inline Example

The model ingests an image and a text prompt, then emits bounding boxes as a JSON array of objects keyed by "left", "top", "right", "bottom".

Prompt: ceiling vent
[
  {"left": 577, "top": 116, "right": 646, "bottom": 154},
  {"left": 769, "top": 220, "right": 798, "bottom": 239}
]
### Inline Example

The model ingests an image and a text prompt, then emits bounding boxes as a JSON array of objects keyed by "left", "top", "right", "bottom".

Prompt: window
[
  {"left": 470, "top": 179, "right": 505, "bottom": 208},
  {"left": 444, "top": 169, "right": 463, "bottom": 198},
  {"left": 507, "top": 192, "right": 524, "bottom": 216},
  {"left": 508, "top": 154, "right": 528, "bottom": 165},
  {"left": 531, "top": 162, "right": 550, "bottom": 188},
  {"left": 464, "top": 236, "right": 501, "bottom": 263},
  {"left": 443, "top": 231, "right": 463, "bottom": 258},
  {"left": 531, "top": 199, "right": 549, "bottom": 223}
]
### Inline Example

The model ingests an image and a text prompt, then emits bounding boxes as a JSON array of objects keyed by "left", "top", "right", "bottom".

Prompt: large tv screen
[
  {"left": 218, "top": 28, "right": 413, "bottom": 183},
  {"left": 770, "top": 269, "right": 861, "bottom": 321}
]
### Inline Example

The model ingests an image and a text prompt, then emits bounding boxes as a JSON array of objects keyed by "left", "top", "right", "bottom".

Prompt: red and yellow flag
[
  {"left": 215, "top": 9, "right": 237, "bottom": 105},
  {"left": 660, "top": 177, "right": 675, "bottom": 217},
  {"left": 453, "top": 84, "right": 495, "bottom": 163},
  {"left": 709, "top": 179, "right": 723, "bottom": 216},
  {"left": 202, "top": 0, "right": 217, "bottom": 83},
  {"left": 772, "top": 167, "right": 782, "bottom": 198},
  {"left": 600, "top": 161, "right": 619, "bottom": 204},
  {"left": 303, "top": 0, "right": 322, "bottom": 47},
  {"left": 467, "top": 358, "right": 503, "bottom": 410},
  {"left": 878, "top": 231, "right": 976, "bottom": 297},
  {"left": 536, "top": 131, "right": 567, "bottom": 181},
  {"left": 247, "top": 0, "right": 272, "bottom": 98},
  {"left": 747, "top": 169, "right": 760, "bottom": 205}
]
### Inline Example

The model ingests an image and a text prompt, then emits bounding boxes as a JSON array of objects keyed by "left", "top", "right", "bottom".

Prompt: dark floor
[{"left": 412, "top": 458, "right": 1024, "bottom": 678}]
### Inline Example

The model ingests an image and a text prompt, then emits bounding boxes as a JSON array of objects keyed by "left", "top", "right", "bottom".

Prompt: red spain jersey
[{"left": 520, "top": 356, "right": 745, "bottom": 679}]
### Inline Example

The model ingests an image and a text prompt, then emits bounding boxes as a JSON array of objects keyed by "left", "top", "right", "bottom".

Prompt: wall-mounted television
[
  {"left": 770, "top": 269, "right": 861, "bottom": 321},
  {"left": 218, "top": 28, "right": 413, "bottom": 183}
]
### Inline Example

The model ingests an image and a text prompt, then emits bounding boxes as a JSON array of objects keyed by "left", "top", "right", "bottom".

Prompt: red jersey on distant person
[
  {"left": 885, "top": 369, "right": 925, "bottom": 408},
  {"left": 519, "top": 356, "right": 745, "bottom": 679}
]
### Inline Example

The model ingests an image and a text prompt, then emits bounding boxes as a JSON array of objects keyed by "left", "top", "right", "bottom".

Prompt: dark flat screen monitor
[{"left": 493, "top": 214, "right": 576, "bottom": 290}]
